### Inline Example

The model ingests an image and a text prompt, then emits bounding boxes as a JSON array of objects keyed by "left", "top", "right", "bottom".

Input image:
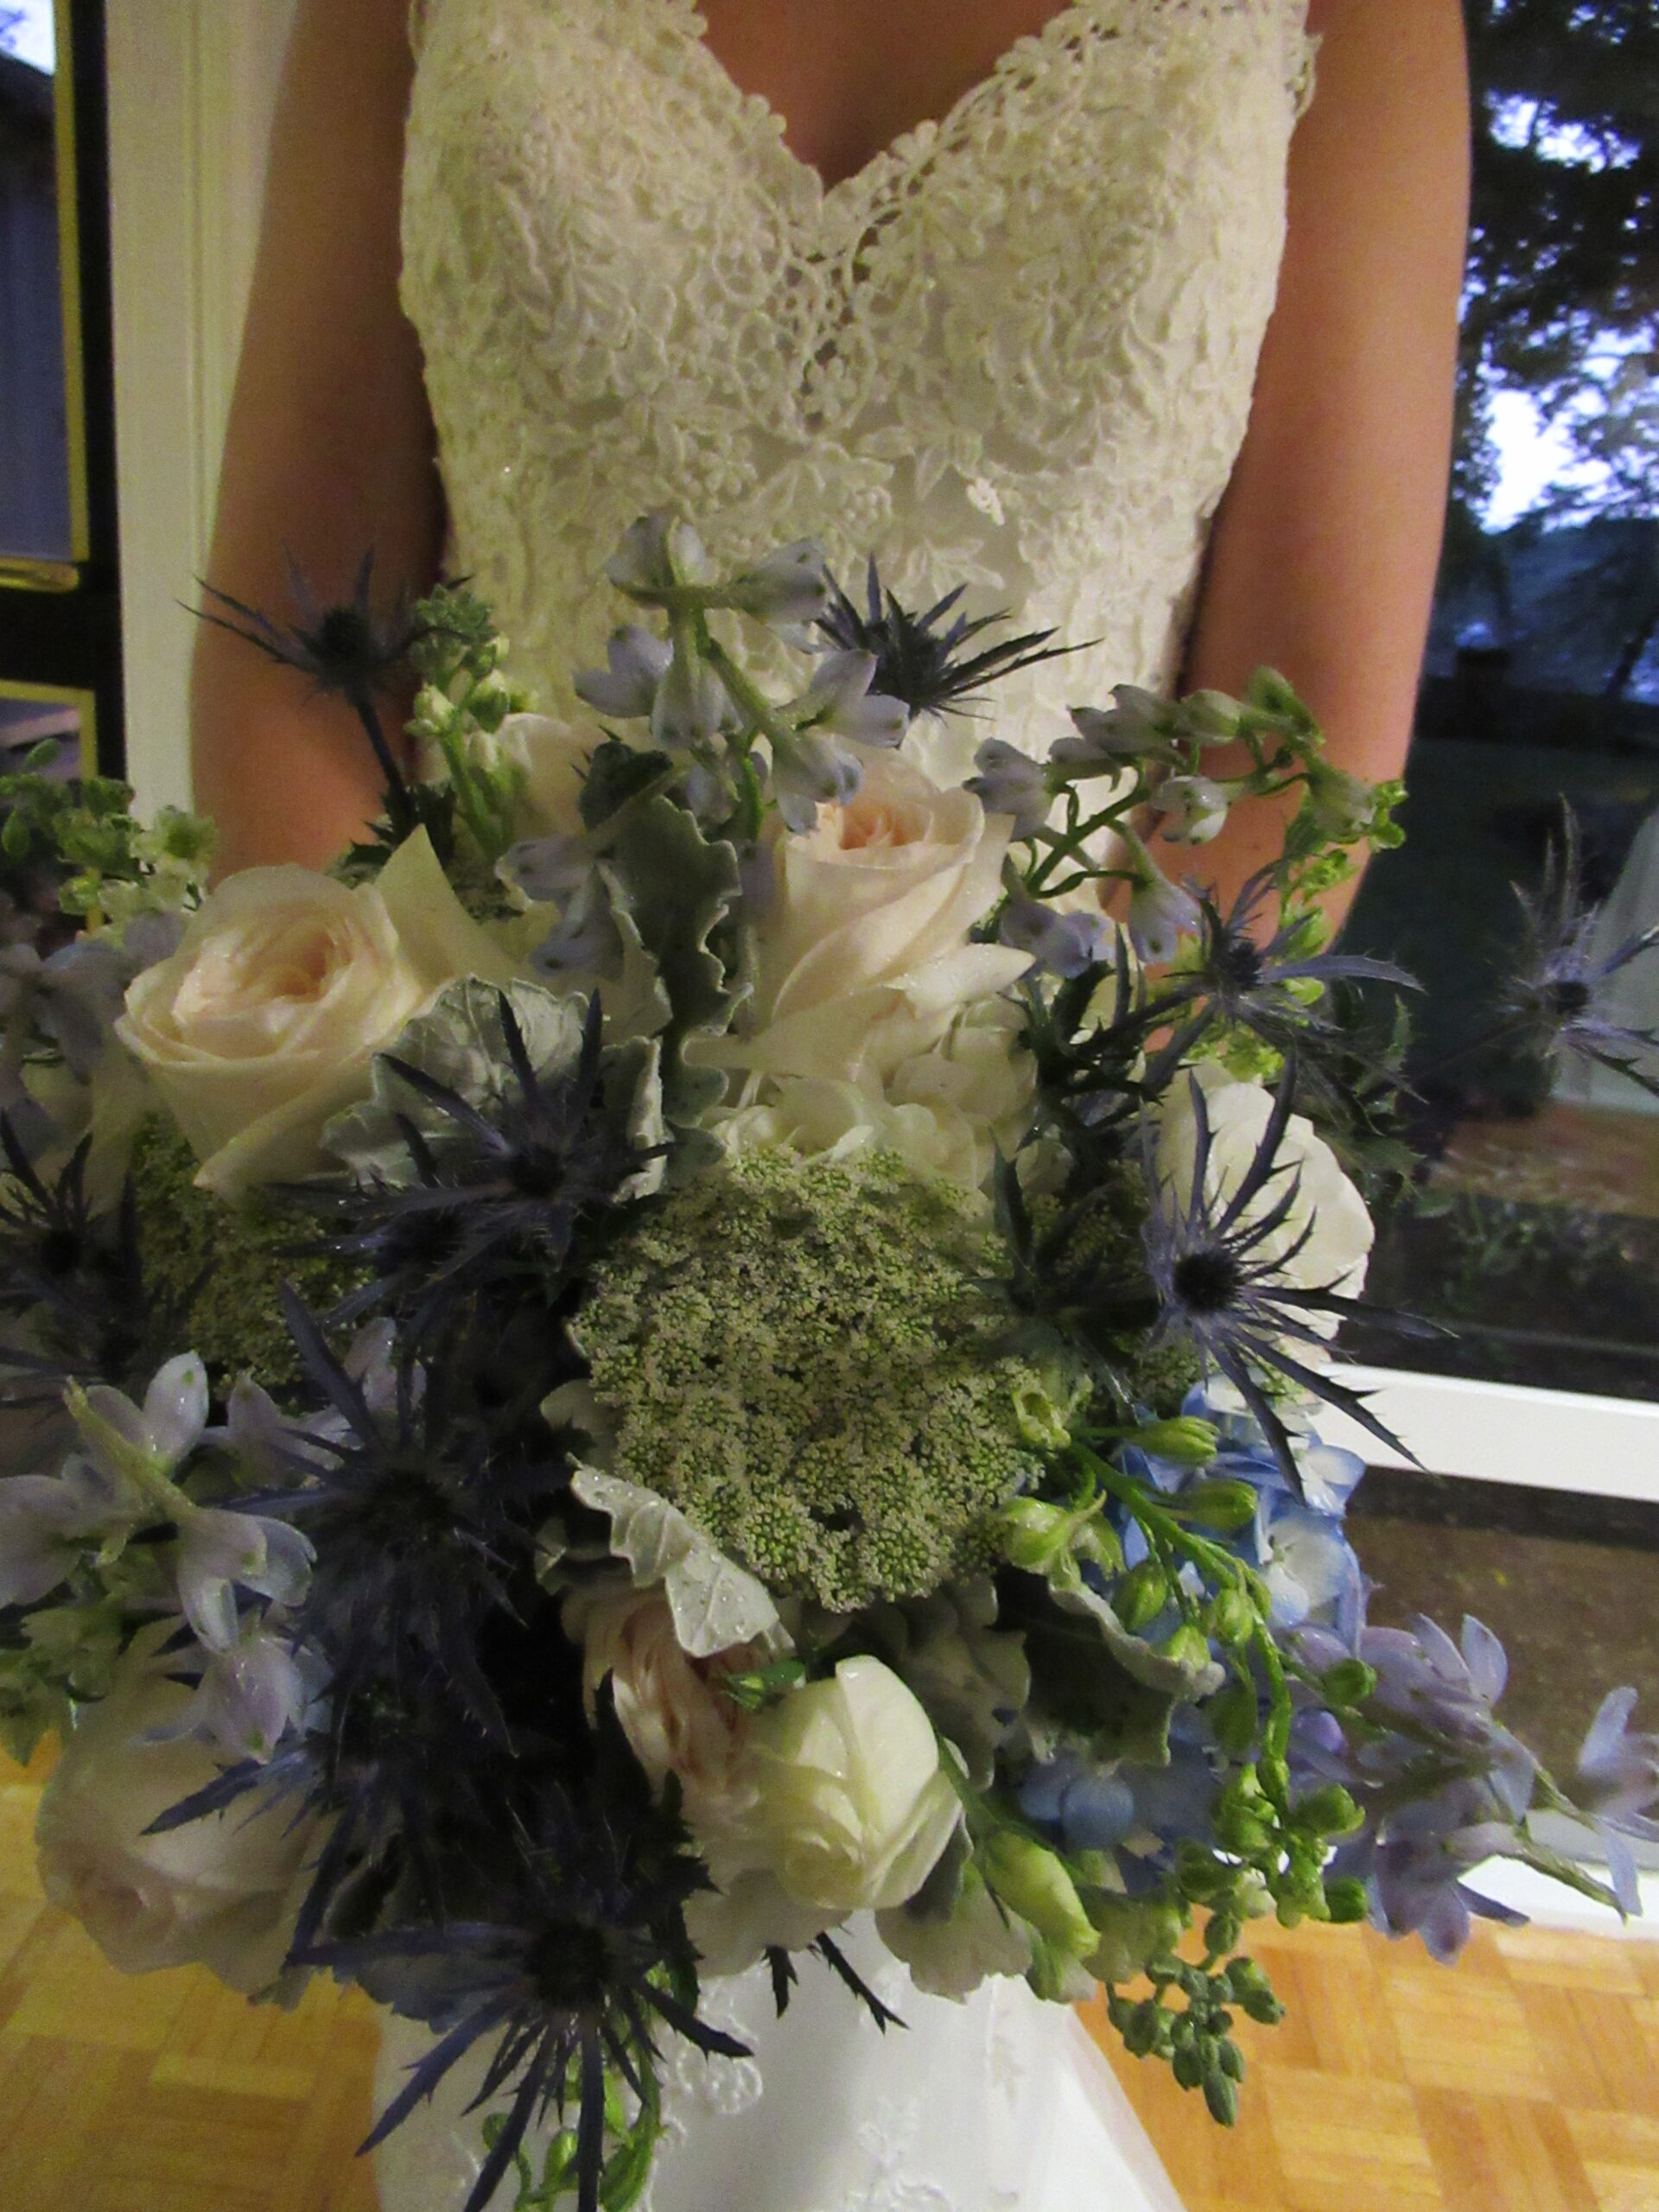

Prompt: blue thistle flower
[
  {"left": 1140, "top": 1071, "right": 1410, "bottom": 1490},
  {"left": 0, "top": 1119, "right": 182, "bottom": 1414},
  {"left": 1163, "top": 869, "right": 1414, "bottom": 1066},
  {"left": 1504, "top": 804, "right": 1659, "bottom": 1098},
  {"left": 197, "top": 551, "right": 435, "bottom": 845},
  {"left": 299, "top": 995, "right": 664, "bottom": 1342},
  {"left": 817, "top": 559, "right": 1071, "bottom": 720},
  {"left": 310, "top": 1745, "right": 741, "bottom": 2212}
]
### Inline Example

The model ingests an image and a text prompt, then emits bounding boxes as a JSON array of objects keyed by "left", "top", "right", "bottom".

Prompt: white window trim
[
  {"left": 1323, "top": 1363, "right": 1659, "bottom": 1504},
  {"left": 105, "top": 0, "right": 295, "bottom": 816}
]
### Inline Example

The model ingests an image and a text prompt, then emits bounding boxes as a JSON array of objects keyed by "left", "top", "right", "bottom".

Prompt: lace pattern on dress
[{"left": 402, "top": 0, "right": 1312, "bottom": 784}]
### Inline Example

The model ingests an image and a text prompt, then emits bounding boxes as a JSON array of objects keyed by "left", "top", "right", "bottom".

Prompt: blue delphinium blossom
[
  {"left": 1574, "top": 1688, "right": 1659, "bottom": 1914},
  {"left": 0, "top": 1353, "right": 312, "bottom": 1649},
  {"left": 1294, "top": 1612, "right": 1553, "bottom": 1961},
  {"left": 1020, "top": 1753, "right": 1137, "bottom": 1853},
  {"left": 1342, "top": 1780, "right": 1529, "bottom": 1963},
  {"left": 969, "top": 739, "right": 1052, "bottom": 840},
  {"left": 795, "top": 648, "right": 909, "bottom": 747},
  {"left": 1122, "top": 1383, "right": 1365, "bottom": 1637},
  {"left": 146, "top": 1620, "right": 317, "bottom": 1764},
  {"left": 999, "top": 889, "right": 1113, "bottom": 980},
  {"left": 1125, "top": 850, "right": 1203, "bottom": 964},
  {"left": 572, "top": 626, "right": 672, "bottom": 720}
]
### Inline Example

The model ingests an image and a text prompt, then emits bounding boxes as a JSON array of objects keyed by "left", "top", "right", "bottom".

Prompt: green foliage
[
  {"left": 0, "top": 755, "right": 213, "bottom": 934},
  {"left": 574, "top": 1147, "right": 1057, "bottom": 1611},
  {"left": 407, "top": 582, "right": 531, "bottom": 867},
  {"left": 482, "top": 2050, "right": 661, "bottom": 2211},
  {"left": 1459, "top": 0, "right": 1659, "bottom": 516},
  {"left": 127, "top": 1117, "right": 369, "bottom": 1395}
]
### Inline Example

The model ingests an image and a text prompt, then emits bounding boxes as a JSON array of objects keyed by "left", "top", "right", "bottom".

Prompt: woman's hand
[
  {"left": 1171, "top": 0, "right": 1471, "bottom": 924},
  {"left": 191, "top": 0, "right": 444, "bottom": 876}
]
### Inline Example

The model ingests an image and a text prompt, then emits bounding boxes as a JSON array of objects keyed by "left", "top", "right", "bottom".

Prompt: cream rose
[
  {"left": 567, "top": 1585, "right": 758, "bottom": 1821},
  {"left": 1157, "top": 1065, "right": 1374, "bottom": 1325},
  {"left": 734, "top": 1656, "right": 961, "bottom": 1916},
  {"left": 716, "top": 756, "right": 1030, "bottom": 1087},
  {"left": 36, "top": 1630, "right": 324, "bottom": 1993},
  {"left": 118, "top": 831, "right": 517, "bottom": 1196}
]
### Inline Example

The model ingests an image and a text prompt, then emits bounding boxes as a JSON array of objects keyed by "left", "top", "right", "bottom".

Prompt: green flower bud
[
  {"left": 1011, "top": 1364, "right": 1084, "bottom": 1452},
  {"left": 1208, "top": 1588, "right": 1259, "bottom": 1650},
  {"left": 981, "top": 1834, "right": 1096, "bottom": 1960},
  {"left": 1176, "top": 1480, "right": 1260, "bottom": 1535},
  {"left": 1084, "top": 1894, "right": 1186, "bottom": 1987},
  {"left": 1214, "top": 1804, "right": 1274, "bottom": 1859},
  {"left": 1203, "top": 2069, "right": 1240, "bottom": 2126},
  {"left": 1177, "top": 690, "right": 1243, "bottom": 744},
  {"left": 1323, "top": 1878, "right": 1370, "bottom": 1925},
  {"left": 1158, "top": 1624, "right": 1214, "bottom": 1675},
  {"left": 1115, "top": 1562, "right": 1170, "bottom": 1632},
  {"left": 1128, "top": 1416, "right": 1220, "bottom": 1467},
  {"left": 1174, "top": 1843, "right": 1231, "bottom": 1903},
  {"left": 996, "top": 1498, "right": 1075, "bottom": 1573},
  {"left": 1121, "top": 1998, "right": 1163, "bottom": 2059},
  {"left": 1294, "top": 1784, "right": 1364, "bottom": 1840},
  {"left": 1320, "top": 1659, "right": 1378, "bottom": 1709}
]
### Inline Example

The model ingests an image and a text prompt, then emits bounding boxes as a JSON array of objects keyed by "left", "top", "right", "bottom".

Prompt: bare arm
[
  {"left": 190, "top": 0, "right": 442, "bottom": 875},
  {"left": 1165, "top": 0, "right": 1471, "bottom": 919}
]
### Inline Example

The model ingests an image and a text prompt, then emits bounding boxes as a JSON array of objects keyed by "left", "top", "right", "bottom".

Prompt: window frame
[{"left": 0, "top": 0, "right": 123, "bottom": 779}]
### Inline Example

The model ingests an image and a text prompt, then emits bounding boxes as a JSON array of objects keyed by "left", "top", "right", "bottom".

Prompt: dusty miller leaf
[{"left": 570, "top": 1467, "right": 785, "bottom": 1658}]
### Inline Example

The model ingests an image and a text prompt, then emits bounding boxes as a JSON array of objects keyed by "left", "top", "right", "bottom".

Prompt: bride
[{"left": 190, "top": 3, "right": 1470, "bottom": 2205}]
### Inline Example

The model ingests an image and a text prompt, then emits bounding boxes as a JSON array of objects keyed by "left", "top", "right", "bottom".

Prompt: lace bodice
[{"left": 402, "top": 0, "right": 1314, "bottom": 783}]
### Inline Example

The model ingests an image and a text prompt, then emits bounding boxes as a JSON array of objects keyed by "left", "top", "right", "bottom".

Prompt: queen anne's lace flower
[{"left": 572, "top": 1148, "right": 1060, "bottom": 1610}]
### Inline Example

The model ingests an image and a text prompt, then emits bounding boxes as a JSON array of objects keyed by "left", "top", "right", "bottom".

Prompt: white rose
[
  {"left": 36, "top": 1630, "right": 323, "bottom": 1993},
  {"left": 118, "top": 831, "right": 517, "bottom": 1197},
  {"left": 714, "top": 756, "right": 1030, "bottom": 1087},
  {"left": 493, "top": 714, "right": 594, "bottom": 840},
  {"left": 1157, "top": 1065, "right": 1373, "bottom": 1327},
  {"left": 733, "top": 1657, "right": 961, "bottom": 1917},
  {"left": 566, "top": 1585, "right": 758, "bottom": 1822}
]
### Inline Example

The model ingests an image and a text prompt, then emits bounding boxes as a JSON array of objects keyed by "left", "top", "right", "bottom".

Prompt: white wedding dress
[{"left": 390, "top": 3, "right": 1314, "bottom": 2205}]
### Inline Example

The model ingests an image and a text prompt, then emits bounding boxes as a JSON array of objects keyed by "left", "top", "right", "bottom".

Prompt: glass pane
[
  {"left": 0, "top": 2, "right": 76, "bottom": 566},
  {"left": 1340, "top": 6, "right": 1659, "bottom": 1404},
  {"left": 0, "top": 679, "right": 86, "bottom": 776}
]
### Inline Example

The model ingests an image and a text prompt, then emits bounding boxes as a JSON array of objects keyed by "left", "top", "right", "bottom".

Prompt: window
[
  {"left": 0, "top": 0, "right": 122, "bottom": 778},
  {"left": 1330, "top": 0, "right": 1659, "bottom": 1500}
]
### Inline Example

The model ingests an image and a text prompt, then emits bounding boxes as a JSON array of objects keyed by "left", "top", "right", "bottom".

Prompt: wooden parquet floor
[{"left": 2, "top": 1749, "right": 1656, "bottom": 2211}]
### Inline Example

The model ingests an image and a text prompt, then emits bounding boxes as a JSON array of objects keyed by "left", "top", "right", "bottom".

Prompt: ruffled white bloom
[
  {"left": 712, "top": 755, "right": 1030, "bottom": 1088},
  {"left": 1157, "top": 1065, "right": 1374, "bottom": 1325},
  {"left": 687, "top": 1659, "right": 963, "bottom": 1974},
  {"left": 117, "top": 832, "right": 517, "bottom": 1196},
  {"left": 36, "top": 1629, "right": 324, "bottom": 1993},
  {"left": 733, "top": 1658, "right": 960, "bottom": 1913}
]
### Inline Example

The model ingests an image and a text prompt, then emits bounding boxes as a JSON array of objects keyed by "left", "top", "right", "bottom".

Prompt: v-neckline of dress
[{"left": 675, "top": 0, "right": 1099, "bottom": 213}]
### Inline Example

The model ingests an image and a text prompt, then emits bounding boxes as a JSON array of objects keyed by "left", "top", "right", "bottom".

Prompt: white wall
[{"left": 105, "top": 0, "right": 295, "bottom": 814}]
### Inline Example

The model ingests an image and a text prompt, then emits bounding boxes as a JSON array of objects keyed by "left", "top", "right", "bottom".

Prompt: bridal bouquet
[{"left": 0, "top": 517, "right": 1654, "bottom": 2212}]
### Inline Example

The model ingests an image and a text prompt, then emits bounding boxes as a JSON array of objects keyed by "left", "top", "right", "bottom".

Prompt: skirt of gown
[{"left": 372, "top": 1920, "right": 1189, "bottom": 2212}]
